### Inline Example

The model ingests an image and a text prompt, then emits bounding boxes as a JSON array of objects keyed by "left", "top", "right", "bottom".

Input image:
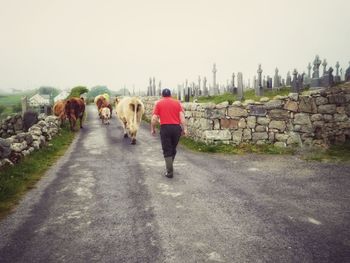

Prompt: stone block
[
  {"left": 318, "top": 104, "right": 337, "bottom": 114},
  {"left": 311, "top": 114, "right": 323, "bottom": 121},
  {"left": 247, "top": 116, "right": 256, "bottom": 128},
  {"left": 268, "top": 132, "right": 275, "bottom": 142},
  {"left": 288, "top": 93, "right": 299, "bottom": 101},
  {"left": 274, "top": 142, "right": 287, "bottom": 148},
  {"left": 287, "top": 132, "right": 302, "bottom": 145},
  {"left": 268, "top": 109, "right": 290, "bottom": 120},
  {"left": 323, "top": 114, "right": 333, "bottom": 122},
  {"left": 328, "top": 94, "right": 346, "bottom": 105},
  {"left": 255, "top": 125, "right": 266, "bottom": 132},
  {"left": 315, "top": 96, "right": 328, "bottom": 105},
  {"left": 294, "top": 113, "right": 311, "bottom": 125},
  {"left": 220, "top": 119, "right": 239, "bottom": 129},
  {"left": 264, "top": 100, "right": 284, "bottom": 110},
  {"left": 257, "top": 117, "right": 270, "bottom": 125},
  {"left": 242, "top": 129, "right": 252, "bottom": 141},
  {"left": 334, "top": 114, "right": 349, "bottom": 122},
  {"left": 200, "top": 118, "right": 212, "bottom": 130},
  {"left": 238, "top": 118, "right": 246, "bottom": 128},
  {"left": 252, "top": 132, "right": 268, "bottom": 141},
  {"left": 214, "top": 119, "right": 220, "bottom": 130},
  {"left": 204, "top": 108, "right": 226, "bottom": 119},
  {"left": 248, "top": 105, "right": 267, "bottom": 116},
  {"left": 275, "top": 133, "right": 289, "bottom": 142},
  {"left": 204, "top": 130, "right": 232, "bottom": 141},
  {"left": 232, "top": 130, "right": 243, "bottom": 144},
  {"left": 299, "top": 97, "right": 317, "bottom": 113},
  {"left": 269, "top": 120, "right": 286, "bottom": 131},
  {"left": 284, "top": 100, "right": 298, "bottom": 112},
  {"left": 227, "top": 106, "right": 248, "bottom": 118}
]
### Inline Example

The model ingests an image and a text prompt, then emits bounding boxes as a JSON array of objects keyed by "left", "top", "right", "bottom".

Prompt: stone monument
[
  {"left": 286, "top": 71, "right": 291, "bottom": 86},
  {"left": 334, "top": 61, "right": 341, "bottom": 83},
  {"left": 212, "top": 63, "right": 218, "bottom": 95},
  {"left": 152, "top": 77, "right": 156, "bottom": 96},
  {"left": 203, "top": 77, "right": 208, "bottom": 96},
  {"left": 273, "top": 68, "right": 280, "bottom": 89},
  {"left": 256, "top": 64, "right": 263, "bottom": 96},
  {"left": 237, "top": 72, "right": 244, "bottom": 101},
  {"left": 311, "top": 55, "right": 322, "bottom": 88},
  {"left": 345, "top": 62, "right": 350, "bottom": 82},
  {"left": 321, "top": 67, "right": 334, "bottom": 87},
  {"left": 322, "top": 59, "right": 327, "bottom": 75},
  {"left": 292, "top": 69, "right": 299, "bottom": 93}
]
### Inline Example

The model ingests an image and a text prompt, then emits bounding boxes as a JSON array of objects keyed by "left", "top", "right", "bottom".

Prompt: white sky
[{"left": 0, "top": 0, "right": 349, "bottom": 92}]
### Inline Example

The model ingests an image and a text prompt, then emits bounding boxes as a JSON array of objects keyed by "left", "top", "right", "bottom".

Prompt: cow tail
[{"left": 133, "top": 103, "right": 137, "bottom": 129}]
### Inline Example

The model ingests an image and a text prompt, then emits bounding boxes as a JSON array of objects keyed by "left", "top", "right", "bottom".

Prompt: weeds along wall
[{"left": 142, "top": 84, "right": 350, "bottom": 148}]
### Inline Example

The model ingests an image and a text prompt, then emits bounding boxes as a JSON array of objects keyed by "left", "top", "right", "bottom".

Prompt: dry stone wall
[
  {"left": 143, "top": 84, "right": 350, "bottom": 148},
  {"left": 0, "top": 115, "right": 61, "bottom": 169}
]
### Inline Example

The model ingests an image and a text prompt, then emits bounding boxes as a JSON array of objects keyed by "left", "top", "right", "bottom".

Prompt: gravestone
[
  {"left": 307, "top": 63, "right": 312, "bottom": 78},
  {"left": 286, "top": 71, "right": 291, "bottom": 86},
  {"left": 212, "top": 63, "right": 218, "bottom": 95},
  {"left": 345, "top": 62, "right": 350, "bottom": 82},
  {"left": 321, "top": 67, "right": 334, "bottom": 87},
  {"left": 198, "top": 76, "right": 201, "bottom": 95},
  {"left": 203, "top": 77, "right": 208, "bottom": 96},
  {"left": 334, "top": 61, "right": 341, "bottom": 83},
  {"left": 157, "top": 81, "right": 162, "bottom": 96},
  {"left": 237, "top": 72, "right": 244, "bottom": 101},
  {"left": 256, "top": 64, "right": 263, "bottom": 96},
  {"left": 152, "top": 77, "right": 156, "bottom": 96},
  {"left": 311, "top": 55, "right": 322, "bottom": 88},
  {"left": 298, "top": 73, "right": 304, "bottom": 91},
  {"left": 322, "top": 59, "right": 327, "bottom": 75},
  {"left": 292, "top": 69, "right": 299, "bottom": 93},
  {"left": 268, "top": 77, "right": 273, "bottom": 89},
  {"left": 273, "top": 68, "right": 280, "bottom": 88}
]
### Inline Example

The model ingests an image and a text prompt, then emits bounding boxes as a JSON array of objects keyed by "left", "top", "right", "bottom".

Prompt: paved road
[{"left": 0, "top": 105, "right": 350, "bottom": 263}]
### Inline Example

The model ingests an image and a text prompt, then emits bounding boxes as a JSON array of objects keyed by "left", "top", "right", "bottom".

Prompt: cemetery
[{"left": 143, "top": 56, "right": 350, "bottom": 148}]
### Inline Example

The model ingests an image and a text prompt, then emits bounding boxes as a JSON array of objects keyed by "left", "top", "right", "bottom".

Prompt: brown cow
[
  {"left": 115, "top": 96, "right": 145, "bottom": 144},
  {"left": 94, "top": 94, "right": 112, "bottom": 119},
  {"left": 65, "top": 97, "right": 85, "bottom": 131},
  {"left": 53, "top": 100, "right": 66, "bottom": 122}
]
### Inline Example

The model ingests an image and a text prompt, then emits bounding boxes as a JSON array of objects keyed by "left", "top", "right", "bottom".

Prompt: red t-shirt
[{"left": 153, "top": 97, "right": 183, "bottom": 125}]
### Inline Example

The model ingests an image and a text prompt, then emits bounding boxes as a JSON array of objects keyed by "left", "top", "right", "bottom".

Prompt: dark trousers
[{"left": 160, "top": 124, "right": 182, "bottom": 158}]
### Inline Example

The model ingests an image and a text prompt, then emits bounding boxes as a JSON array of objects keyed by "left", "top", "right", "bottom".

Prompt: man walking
[{"left": 151, "top": 88, "right": 187, "bottom": 178}]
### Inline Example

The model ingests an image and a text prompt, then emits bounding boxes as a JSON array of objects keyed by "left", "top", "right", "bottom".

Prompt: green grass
[
  {"left": 302, "top": 141, "right": 350, "bottom": 163},
  {"left": 0, "top": 124, "right": 75, "bottom": 219},
  {"left": 179, "top": 136, "right": 295, "bottom": 155},
  {"left": 195, "top": 87, "right": 302, "bottom": 105}
]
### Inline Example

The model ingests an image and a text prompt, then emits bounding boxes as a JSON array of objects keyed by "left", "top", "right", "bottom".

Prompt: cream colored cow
[
  {"left": 115, "top": 97, "right": 145, "bottom": 144},
  {"left": 100, "top": 107, "right": 111, "bottom": 125}
]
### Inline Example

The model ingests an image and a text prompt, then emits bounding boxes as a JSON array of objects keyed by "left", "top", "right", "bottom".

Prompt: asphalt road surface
[{"left": 0, "top": 105, "right": 349, "bottom": 263}]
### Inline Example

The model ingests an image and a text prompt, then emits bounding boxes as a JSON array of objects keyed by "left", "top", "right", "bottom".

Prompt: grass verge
[
  {"left": 179, "top": 136, "right": 295, "bottom": 155},
  {"left": 0, "top": 124, "right": 75, "bottom": 220},
  {"left": 301, "top": 141, "right": 350, "bottom": 163}
]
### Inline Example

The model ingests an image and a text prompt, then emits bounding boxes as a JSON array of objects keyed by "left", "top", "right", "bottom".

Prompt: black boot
[{"left": 164, "top": 157, "right": 173, "bottom": 178}]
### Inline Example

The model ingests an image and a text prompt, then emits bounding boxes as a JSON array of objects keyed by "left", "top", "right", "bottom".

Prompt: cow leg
[
  {"left": 123, "top": 121, "right": 128, "bottom": 137},
  {"left": 79, "top": 115, "right": 83, "bottom": 129}
]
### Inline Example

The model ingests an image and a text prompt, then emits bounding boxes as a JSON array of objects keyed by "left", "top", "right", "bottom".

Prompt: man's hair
[{"left": 162, "top": 88, "right": 171, "bottom": 97}]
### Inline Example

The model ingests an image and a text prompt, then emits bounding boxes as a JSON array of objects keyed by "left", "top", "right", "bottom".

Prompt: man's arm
[
  {"left": 179, "top": 111, "right": 187, "bottom": 135},
  {"left": 151, "top": 114, "right": 159, "bottom": 135}
]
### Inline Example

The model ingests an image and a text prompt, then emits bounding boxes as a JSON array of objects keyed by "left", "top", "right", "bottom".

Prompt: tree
[
  {"left": 87, "top": 86, "right": 111, "bottom": 100},
  {"left": 38, "top": 86, "right": 60, "bottom": 97},
  {"left": 68, "top": 86, "right": 89, "bottom": 98}
]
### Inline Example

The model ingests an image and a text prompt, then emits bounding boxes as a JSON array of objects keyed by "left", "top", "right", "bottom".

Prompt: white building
[
  {"left": 54, "top": 90, "right": 69, "bottom": 102},
  {"left": 29, "top": 94, "right": 50, "bottom": 107}
]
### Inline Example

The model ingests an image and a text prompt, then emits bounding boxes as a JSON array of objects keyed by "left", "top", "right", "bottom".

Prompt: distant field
[{"left": 0, "top": 91, "right": 35, "bottom": 119}]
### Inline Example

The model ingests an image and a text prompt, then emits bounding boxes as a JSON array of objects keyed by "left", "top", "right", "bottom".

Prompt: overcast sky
[{"left": 0, "top": 0, "right": 349, "bottom": 92}]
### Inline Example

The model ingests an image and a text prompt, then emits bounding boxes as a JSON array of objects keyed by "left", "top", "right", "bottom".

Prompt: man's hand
[{"left": 151, "top": 128, "right": 156, "bottom": 136}]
